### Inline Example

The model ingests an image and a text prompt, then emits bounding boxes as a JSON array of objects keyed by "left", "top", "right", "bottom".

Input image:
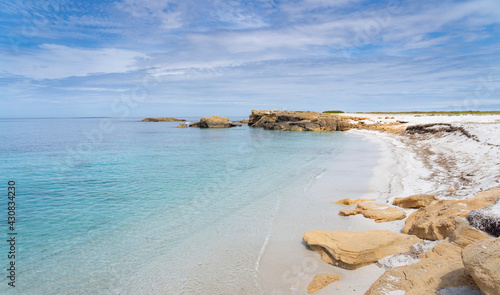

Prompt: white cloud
[{"left": 2, "top": 44, "right": 149, "bottom": 80}]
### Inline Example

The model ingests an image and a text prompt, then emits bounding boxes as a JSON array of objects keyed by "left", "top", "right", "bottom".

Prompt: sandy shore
[{"left": 306, "top": 113, "right": 500, "bottom": 294}]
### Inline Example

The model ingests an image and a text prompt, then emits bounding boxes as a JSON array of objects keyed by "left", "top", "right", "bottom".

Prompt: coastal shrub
[{"left": 323, "top": 110, "right": 345, "bottom": 113}]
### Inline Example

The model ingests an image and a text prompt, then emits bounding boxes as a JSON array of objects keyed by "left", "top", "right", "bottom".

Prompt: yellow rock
[
  {"left": 339, "top": 202, "right": 406, "bottom": 223},
  {"left": 402, "top": 188, "right": 500, "bottom": 240},
  {"left": 334, "top": 198, "right": 376, "bottom": 205},
  {"left": 393, "top": 194, "right": 437, "bottom": 208},
  {"left": 307, "top": 273, "right": 339, "bottom": 294},
  {"left": 463, "top": 237, "right": 500, "bottom": 295},
  {"left": 365, "top": 219, "right": 493, "bottom": 295},
  {"left": 302, "top": 230, "right": 421, "bottom": 270}
]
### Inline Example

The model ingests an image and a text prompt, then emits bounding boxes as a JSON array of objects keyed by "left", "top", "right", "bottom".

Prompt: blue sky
[{"left": 1, "top": 0, "right": 499, "bottom": 117}]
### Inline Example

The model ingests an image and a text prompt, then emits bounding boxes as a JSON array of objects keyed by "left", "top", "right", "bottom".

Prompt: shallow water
[{"left": 0, "top": 118, "right": 380, "bottom": 294}]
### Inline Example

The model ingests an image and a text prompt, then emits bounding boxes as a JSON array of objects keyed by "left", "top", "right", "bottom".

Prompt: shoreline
[{"left": 304, "top": 113, "right": 500, "bottom": 294}]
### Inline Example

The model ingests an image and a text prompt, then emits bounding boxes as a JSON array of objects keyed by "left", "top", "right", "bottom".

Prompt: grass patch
[{"left": 323, "top": 110, "right": 345, "bottom": 113}]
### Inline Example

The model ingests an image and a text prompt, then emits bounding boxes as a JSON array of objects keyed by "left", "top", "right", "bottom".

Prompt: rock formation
[
  {"left": 302, "top": 230, "right": 421, "bottom": 270},
  {"left": 189, "top": 115, "right": 242, "bottom": 128},
  {"left": 339, "top": 202, "right": 406, "bottom": 223},
  {"left": 467, "top": 189, "right": 500, "bottom": 237},
  {"left": 247, "top": 110, "right": 352, "bottom": 131},
  {"left": 141, "top": 117, "right": 185, "bottom": 122},
  {"left": 307, "top": 273, "right": 339, "bottom": 294},
  {"left": 177, "top": 124, "right": 187, "bottom": 128},
  {"left": 334, "top": 198, "right": 377, "bottom": 205},
  {"left": 462, "top": 237, "right": 500, "bottom": 295},
  {"left": 402, "top": 188, "right": 500, "bottom": 240},
  {"left": 393, "top": 194, "right": 437, "bottom": 208},
  {"left": 365, "top": 219, "right": 493, "bottom": 295}
]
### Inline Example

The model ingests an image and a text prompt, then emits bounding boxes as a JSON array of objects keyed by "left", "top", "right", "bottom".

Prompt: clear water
[{"left": 0, "top": 118, "right": 379, "bottom": 294}]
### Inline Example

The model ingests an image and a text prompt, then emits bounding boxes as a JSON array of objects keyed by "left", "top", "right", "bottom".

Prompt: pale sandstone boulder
[
  {"left": 462, "top": 237, "right": 500, "bottom": 295},
  {"left": 334, "top": 198, "right": 376, "bottom": 205},
  {"left": 402, "top": 188, "right": 500, "bottom": 240},
  {"left": 365, "top": 219, "right": 493, "bottom": 295},
  {"left": 339, "top": 202, "right": 406, "bottom": 223},
  {"left": 393, "top": 194, "right": 437, "bottom": 208},
  {"left": 302, "top": 230, "right": 421, "bottom": 270},
  {"left": 307, "top": 273, "right": 339, "bottom": 294}
]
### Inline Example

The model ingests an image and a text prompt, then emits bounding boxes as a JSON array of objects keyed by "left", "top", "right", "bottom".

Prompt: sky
[{"left": 1, "top": 0, "right": 499, "bottom": 117}]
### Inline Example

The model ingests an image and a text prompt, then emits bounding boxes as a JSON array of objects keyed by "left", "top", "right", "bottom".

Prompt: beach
[{"left": 294, "top": 112, "right": 500, "bottom": 294}]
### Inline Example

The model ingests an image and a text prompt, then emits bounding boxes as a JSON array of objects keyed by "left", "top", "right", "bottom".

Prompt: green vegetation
[{"left": 323, "top": 110, "right": 345, "bottom": 113}]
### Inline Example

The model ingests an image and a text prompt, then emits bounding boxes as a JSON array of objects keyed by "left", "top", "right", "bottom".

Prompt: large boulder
[
  {"left": 402, "top": 188, "right": 500, "bottom": 240},
  {"left": 302, "top": 230, "right": 421, "bottom": 270},
  {"left": 307, "top": 273, "right": 339, "bottom": 294},
  {"left": 467, "top": 190, "right": 500, "bottom": 237},
  {"left": 393, "top": 194, "right": 437, "bottom": 208},
  {"left": 189, "top": 115, "right": 241, "bottom": 128},
  {"left": 365, "top": 219, "right": 493, "bottom": 295},
  {"left": 339, "top": 202, "right": 406, "bottom": 223},
  {"left": 462, "top": 237, "right": 500, "bottom": 295}
]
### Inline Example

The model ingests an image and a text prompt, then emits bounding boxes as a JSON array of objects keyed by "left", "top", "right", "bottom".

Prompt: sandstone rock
[
  {"left": 462, "top": 237, "right": 500, "bottom": 295},
  {"left": 302, "top": 230, "right": 421, "bottom": 270},
  {"left": 189, "top": 115, "right": 240, "bottom": 128},
  {"left": 339, "top": 202, "right": 406, "bottom": 223},
  {"left": 448, "top": 188, "right": 456, "bottom": 193},
  {"left": 177, "top": 124, "right": 187, "bottom": 128},
  {"left": 334, "top": 198, "right": 376, "bottom": 205},
  {"left": 393, "top": 194, "right": 437, "bottom": 208},
  {"left": 402, "top": 188, "right": 500, "bottom": 240},
  {"left": 366, "top": 219, "right": 493, "bottom": 295},
  {"left": 307, "top": 273, "right": 339, "bottom": 294},
  {"left": 467, "top": 190, "right": 500, "bottom": 237}
]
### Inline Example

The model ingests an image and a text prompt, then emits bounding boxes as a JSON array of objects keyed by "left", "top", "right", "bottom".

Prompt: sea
[{"left": 0, "top": 117, "right": 381, "bottom": 295}]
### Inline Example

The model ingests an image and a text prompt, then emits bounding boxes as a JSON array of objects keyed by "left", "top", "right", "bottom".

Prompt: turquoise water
[{"left": 0, "top": 118, "right": 377, "bottom": 294}]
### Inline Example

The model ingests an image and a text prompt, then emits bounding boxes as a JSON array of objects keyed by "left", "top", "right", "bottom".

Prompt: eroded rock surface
[
  {"left": 366, "top": 219, "right": 493, "bottom": 295},
  {"left": 462, "top": 237, "right": 500, "bottom": 295},
  {"left": 189, "top": 115, "right": 241, "bottom": 128},
  {"left": 334, "top": 198, "right": 376, "bottom": 205},
  {"left": 467, "top": 190, "right": 500, "bottom": 237},
  {"left": 393, "top": 194, "right": 437, "bottom": 208},
  {"left": 248, "top": 110, "right": 352, "bottom": 131},
  {"left": 402, "top": 188, "right": 500, "bottom": 240},
  {"left": 339, "top": 202, "right": 406, "bottom": 223},
  {"left": 302, "top": 230, "right": 421, "bottom": 270}
]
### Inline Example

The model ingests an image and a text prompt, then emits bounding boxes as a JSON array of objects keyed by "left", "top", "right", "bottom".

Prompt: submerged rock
[
  {"left": 302, "top": 230, "right": 421, "bottom": 270},
  {"left": 366, "top": 219, "right": 493, "bottom": 295},
  {"left": 189, "top": 115, "right": 241, "bottom": 128},
  {"left": 307, "top": 273, "right": 339, "bottom": 294},
  {"left": 393, "top": 194, "right": 437, "bottom": 208},
  {"left": 142, "top": 117, "right": 185, "bottom": 122},
  {"left": 339, "top": 202, "right": 406, "bottom": 223},
  {"left": 402, "top": 188, "right": 500, "bottom": 240},
  {"left": 462, "top": 237, "right": 500, "bottom": 295}
]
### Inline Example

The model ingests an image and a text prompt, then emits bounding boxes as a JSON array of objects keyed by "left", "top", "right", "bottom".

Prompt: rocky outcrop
[
  {"left": 302, "top": 230, "right": 421, "bottom": 270},
  {"left": 248, "top": 110, "right": 352, "bottom": 131},
  {"left": 307, "top": 273, "right": 339, "bottom": 294},
  {"left": 462, "top": 237, "right": 500, "bottom": 295},
  {"left": 177, "top": 124, "right": 187, "bottom": 128},
  {"left": 467, "top": 189, "right": 500, "bottom": 237},
  {"left": 142, "top": 117, "right": 186, "bottom": 122},
  {"left": 339, "top": 202, "right": 406, "bottom": 223},
  {"left": 393, "top": 194, "right": 437, "bottom": 208},
  {"left": 366, "top": 219, "right": 493, "bottom": 295},
  {"left": 334, "top": 198, "right": 376, "bottom": 205},
  {"left": 189, "top": 115, "right": 242, "bottom": 128},
  {"left": 402, "top": 188, "right": 500, "bottom": 240}
]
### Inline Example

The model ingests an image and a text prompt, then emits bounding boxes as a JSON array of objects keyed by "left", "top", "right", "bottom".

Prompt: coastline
[{"left": 303, "top": 113, "right": 500, "bottom": 294}]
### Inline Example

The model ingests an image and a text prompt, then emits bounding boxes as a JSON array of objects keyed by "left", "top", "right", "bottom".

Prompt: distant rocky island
[
  {"left": 141, "top": 117, "right": 186, "bottom": 122},
  {"left": 189, "top": 115, "right": 242, "bottom": 128}
]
